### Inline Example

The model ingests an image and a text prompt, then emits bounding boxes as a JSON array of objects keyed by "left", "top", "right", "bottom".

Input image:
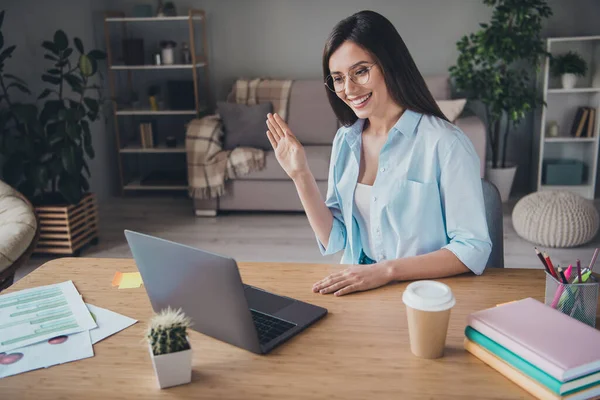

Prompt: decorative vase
[
  {"left": 546, "top": 121, "right": 559, "bottom": 137},
  {"left": 148, "top": 338, "right": 192, "bottom": 389},
  {"left": 161, "top": 47, "right": 175, "bottom": 65},
  {"left": 485, "top": 163, "right": 517, "bottom": 202},
  {"left": 561, "top": 73, "right": 578, "bottom": 89}
]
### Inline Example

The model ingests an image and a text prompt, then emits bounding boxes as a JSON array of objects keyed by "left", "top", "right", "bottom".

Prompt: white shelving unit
[
  {"left": 111, "top": 62, "right": 206, "bottom": 70},
  {"left": 534, "top": 36, "right": 600, "bottom": 200},
  {"left": 104, "top": 9, "right": 211, "bottom": 193},
  {"left": 120, "top": 144, "right": 186, "bottom": 154},
  {"left": 106, "top": 16, "right": 203, "bottom": 22}
]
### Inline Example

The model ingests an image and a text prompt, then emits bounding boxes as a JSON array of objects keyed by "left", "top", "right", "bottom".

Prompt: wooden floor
[{"left": 15, "top": 195, "right": 600, "bottom": 282}]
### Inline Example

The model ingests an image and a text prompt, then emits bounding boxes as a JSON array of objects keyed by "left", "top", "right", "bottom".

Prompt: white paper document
[
  {"left": 0, "top": 330, "right": 93, "bottom": 379},
  {"left": 86, "top": 304, "right": 137, "bottom": 345},
  {"left": 0, "top": 281, "right": 97, "bottom": 353}
]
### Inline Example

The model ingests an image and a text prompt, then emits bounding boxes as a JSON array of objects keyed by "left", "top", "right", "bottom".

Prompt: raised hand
[{"left": 265, "top": 113, "right": 310, "bottom": 181}]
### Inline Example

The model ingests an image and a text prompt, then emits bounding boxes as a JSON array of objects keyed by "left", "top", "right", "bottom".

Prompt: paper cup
[{"left": 402, "top": 280, "right": 456, "bottom": 359}]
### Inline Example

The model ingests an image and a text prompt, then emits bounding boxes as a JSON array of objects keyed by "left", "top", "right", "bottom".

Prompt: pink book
[{"left": 467, "top": 297, "right": 600, "bottom": 382}]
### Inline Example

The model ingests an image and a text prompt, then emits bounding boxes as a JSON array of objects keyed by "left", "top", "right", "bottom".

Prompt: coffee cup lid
[{"left": 402, "top": 280, "right": 456, "bottom": 312}]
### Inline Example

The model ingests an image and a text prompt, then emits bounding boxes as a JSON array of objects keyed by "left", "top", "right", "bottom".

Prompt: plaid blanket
[{"left": 186, "top": 78, "right": 293, "bottom": 200}]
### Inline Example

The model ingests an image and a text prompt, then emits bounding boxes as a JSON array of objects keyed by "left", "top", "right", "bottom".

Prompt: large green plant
[
  {"left": 449, "top": 0, "right": 552, "bottom": 169},
  {"left": 0, "top": 10, "right": 106, "bottom": 205}
]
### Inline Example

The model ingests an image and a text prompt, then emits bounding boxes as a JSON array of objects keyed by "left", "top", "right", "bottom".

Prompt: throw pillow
[
  {"left": 436, "top": 99, "right": 467, "bottom": 122},
  {"left": 217, "top": 101, "right": 274, "bottom": 150}
]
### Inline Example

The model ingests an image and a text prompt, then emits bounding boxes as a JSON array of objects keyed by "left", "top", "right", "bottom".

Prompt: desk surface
[{"left": 2, "top": 258, "right": 593, "bottom": 399}]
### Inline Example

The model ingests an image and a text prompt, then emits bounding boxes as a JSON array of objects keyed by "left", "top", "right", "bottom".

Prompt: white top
[{"left": 353, "top": 183, "right": 377, "bottom": 260}]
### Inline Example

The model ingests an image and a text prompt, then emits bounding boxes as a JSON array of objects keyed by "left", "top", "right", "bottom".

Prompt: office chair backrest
[{"left": 481, "top": 178, "right": 504, "bottom": 268}]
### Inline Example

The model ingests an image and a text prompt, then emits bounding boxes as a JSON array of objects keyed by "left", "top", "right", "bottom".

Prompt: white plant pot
[
  {"left": 561, "top": 73, "right": 578, "bottom": 89},
  {"left": 148, "top": 339, "right": 192, "bottom": 389},
  {"left": 485, "top": 163, "right": 517, "bottom": 202}
]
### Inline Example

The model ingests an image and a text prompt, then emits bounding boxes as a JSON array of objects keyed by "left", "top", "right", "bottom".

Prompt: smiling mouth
[{"left": 348, "top": 93, "right": 372, "bottom": 107}]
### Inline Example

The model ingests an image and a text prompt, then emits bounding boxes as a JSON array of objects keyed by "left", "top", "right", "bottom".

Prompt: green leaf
[
  {"left": 62, "top": 48, "right": 73, "bottom": 59},
  {"left": 34, "top": 165, "right": 49, "bottom": 188},
  {"left": 47, "top": 68, "right": 61, "bottom": 75},
  {"left": 40, "top": 100, "right": 64, "bottom": 124},
  {"left": 0, "top": 11, "right": 5, "bottom": 31},
  {"left": 74, "top": 37, "right": 84, "bottom": 54},
  {"left": 54, "top": 30, "right": 68, "bottom": 51},
  {"left": 42, "top": 74, "right": 61, "bottom": 85},
  {"left": 38, "top": 89, "right": 53, "bottom": 99},
  {"left": 64, "top": 74, "right": 82, "bottom": 92},
  {"left": 44, "top": 54, "right": 58, "bottom": 62},
  {"left": 88, "top": 50, "right": 106, "bottom": 60},
  {"left": 88, "top": 57, "right": 98, "bottom": 76},
  {"left": 3, "top": 155, "right": 25, "bottom": 187},
  {"left": 80, "top": 175, "right": 90, "bottom": 192},
  {"left": 42, "top": 40, "right": 59, "bottom": 55},
  {"left": 84, "top": 97, "right": 99, "bottom": 113},
  {"left": 81, "top": 120, "right": 94, "bottom": 158},
  {"left": 0, "top": 32, "right": 4, "bottom": 50},
  {"left": 61, "top": 146, "right": 77, "bottom": 174},
  {"left": 7, "top": 82, "right": 31, "bottom": 94},
  {"left": 39, "top": 152, "right": 53, "bottom": 163},
  {"left": 82, "top": 158, "right": 91, "bottom": 177},
  {"left": 0, "top": 45, "right": 16, "bottom": 62},
  {"left": 58, "top": 173, "right": 81, "bottom": 205},
  {"left": 79, "top": 54, "right": 93, "bottom": 77}
]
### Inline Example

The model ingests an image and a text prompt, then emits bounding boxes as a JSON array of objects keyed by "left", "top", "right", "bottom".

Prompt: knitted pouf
[{"left": 512, "top": 191, "right": 600, "bottom": 248}]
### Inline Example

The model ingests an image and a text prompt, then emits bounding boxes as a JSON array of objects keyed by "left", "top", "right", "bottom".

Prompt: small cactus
[{"left": 147, "top": 307, "right": 192, "bottom": 356}]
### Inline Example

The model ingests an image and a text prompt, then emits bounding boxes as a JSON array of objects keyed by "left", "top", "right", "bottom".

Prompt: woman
[{"left": 265, "top": 10, "right": 491, "bottom": 297}]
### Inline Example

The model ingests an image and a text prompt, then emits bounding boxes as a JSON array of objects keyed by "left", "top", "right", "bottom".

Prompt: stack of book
[
  {"left": 570, "top": 107, "right": 596, "bottom": 138},
  {"left": 140, "top": 122, "right": 155, "bottom": 148},
  {"left": 464, "top": 298, "right": 600, "bottom": 400}
]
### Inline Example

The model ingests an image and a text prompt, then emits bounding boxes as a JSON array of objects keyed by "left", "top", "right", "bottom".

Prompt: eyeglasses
[{"left": 324, "top": 63, "right": 377, "bottom": 93}]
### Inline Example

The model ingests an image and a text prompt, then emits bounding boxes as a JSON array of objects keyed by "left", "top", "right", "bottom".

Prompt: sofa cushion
[
  {"left": 237, "top": 145, "right": 331, "bottom": 181},
  {"left": 437, "top": 99, "right": 466, "bottom": 122},
  {"left": 217, "top": 101, "right": 273, "bottom": 150},
  {"left": 286, "top": 80, "right": 338, "bottom": 145},
  {"left": 0, "top": 181, "right": 37, "bottom": 273},
  {"left": 424, "top": 75, "right": 451, "bottom": 100},
  {"left": 219, "top": 180, "right": 329, "bottom": 211}
]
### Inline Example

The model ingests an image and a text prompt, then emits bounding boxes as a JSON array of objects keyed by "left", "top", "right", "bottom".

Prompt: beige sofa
[{"left": 193, "top": 75, "right": 486, "bottom": 215}]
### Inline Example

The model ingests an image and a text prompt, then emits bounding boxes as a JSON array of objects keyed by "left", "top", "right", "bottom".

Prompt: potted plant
[
  {"left": 551, "top": 51, "right": 588, "bottom": 89},
  {"left": 146, "top": 307, "right": 193, "bottom": 389},
  {"left": 449, "top": 0, "right": 553, "bottom": 202},
  {"left": 0, "top": 10, "right": 106, "bottom": 255}
]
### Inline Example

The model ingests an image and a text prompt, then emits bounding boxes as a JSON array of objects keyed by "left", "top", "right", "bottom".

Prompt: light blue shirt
[{"left": 317, "top": 109, "right": 492, "bottom": 275}]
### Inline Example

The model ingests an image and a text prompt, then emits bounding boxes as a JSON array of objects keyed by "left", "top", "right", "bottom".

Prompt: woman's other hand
[{"left": 312, "top": 262, "right": 394, "bottom": 296}]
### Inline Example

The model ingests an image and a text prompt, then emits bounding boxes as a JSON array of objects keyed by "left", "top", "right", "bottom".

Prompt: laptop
[{"left": 124, "top": 230, "right": 327, "bottom": 354}]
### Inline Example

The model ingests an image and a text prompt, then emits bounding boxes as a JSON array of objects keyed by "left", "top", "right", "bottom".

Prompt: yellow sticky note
[{"left": 118, "top": 272, "right": 143, "bottom": 289}]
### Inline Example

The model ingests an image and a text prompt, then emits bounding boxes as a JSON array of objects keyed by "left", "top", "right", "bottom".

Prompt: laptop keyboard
[{"left": 250, "top": 309, "right": 297, "bottom": 345}]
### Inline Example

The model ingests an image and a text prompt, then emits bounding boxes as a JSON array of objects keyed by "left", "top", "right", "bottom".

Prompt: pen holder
[{"left": 544, "top": 272, "right": 599, "bottom": 327}]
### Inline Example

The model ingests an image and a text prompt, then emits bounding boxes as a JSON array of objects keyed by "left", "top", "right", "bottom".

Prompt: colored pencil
[
  {"left": 589, "top": 248, "right": 599, "bottom": 273},
  {"left": 534, "top": 247, "right": 550, "bottom": 274},
  {"left": 543, "top": 252, "right": 557, "bottom": 278}
]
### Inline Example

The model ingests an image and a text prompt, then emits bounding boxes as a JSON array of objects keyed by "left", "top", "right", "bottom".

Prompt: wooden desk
[{"left": 2, "top": 258, "right": 597, "bottom": 399}]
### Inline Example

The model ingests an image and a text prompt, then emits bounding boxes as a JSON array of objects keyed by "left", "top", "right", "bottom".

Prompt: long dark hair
[{"left": 322, "top": 10, "right": 449, "bottom": 127}]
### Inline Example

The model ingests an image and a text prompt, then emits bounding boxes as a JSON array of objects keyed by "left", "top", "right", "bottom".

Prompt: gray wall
[{"left": 3, "top": 0, "right": 600, "bottom": 199}]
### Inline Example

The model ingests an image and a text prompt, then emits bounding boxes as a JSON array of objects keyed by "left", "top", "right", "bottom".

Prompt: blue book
[{"left": 465, "top": 326, "right": 600, "bottom": 395}]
